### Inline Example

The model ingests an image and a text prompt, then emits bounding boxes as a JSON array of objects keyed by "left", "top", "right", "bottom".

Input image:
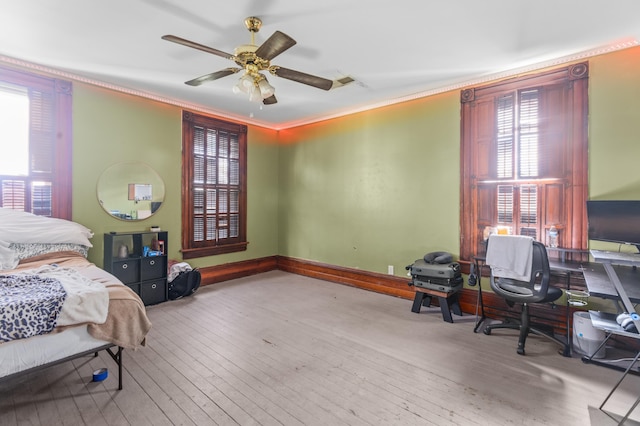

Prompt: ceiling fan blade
[
  {"left": 272, "top": 67, "right": 333, "bottom": 91},
  {"left": 263, "top": 94, "right": 278, "bottom": 105},
  {"left": 254, "top": 31, "right": 296, "bottom": 60},
  {"left": 185, "top": 68, "right": 241, "bottom": 86},
  {"left": 162, "top": 35, "right": 234, "bottom": 60}
]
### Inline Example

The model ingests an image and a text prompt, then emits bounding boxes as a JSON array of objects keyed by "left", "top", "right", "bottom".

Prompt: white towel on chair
[{"left": 486, "top": 234, "right": 534, "bottom": 282}]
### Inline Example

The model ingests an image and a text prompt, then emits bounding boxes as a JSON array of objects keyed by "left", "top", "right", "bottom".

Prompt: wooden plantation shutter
[
  {"left": 182, "top": 111, "right": 247, "bottom": 259},
  {"left": 519, "top": 184, "right": 537, "bottom": 237},
  {"left": 1, "top": 180, "right": 26, "bottom": 211},
  {"left": 0, "top": 66, "right": 72, "bottom": 219},
  {"left": 460, "top": 62, "right": 589, "bottom": 262},
  {"left": 496, "top": 94, "right": 514, "bottom": 179}
]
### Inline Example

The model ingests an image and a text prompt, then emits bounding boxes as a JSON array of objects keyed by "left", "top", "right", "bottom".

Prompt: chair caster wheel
[
  {"left": 517, "top": 348, "right": 525, "bottom": 355},
  {"left": 483, "top": 328, "right": 491, "bottom": 335}
]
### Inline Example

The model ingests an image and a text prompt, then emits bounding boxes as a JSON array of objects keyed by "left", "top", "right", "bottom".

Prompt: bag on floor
[{"left": 168, "top": 269, "right": 201, "bottom": 300}]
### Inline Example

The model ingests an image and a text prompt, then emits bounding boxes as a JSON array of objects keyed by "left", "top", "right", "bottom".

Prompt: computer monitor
[{"left": 587, "top": 200, "right": 640, "bottom": 251}]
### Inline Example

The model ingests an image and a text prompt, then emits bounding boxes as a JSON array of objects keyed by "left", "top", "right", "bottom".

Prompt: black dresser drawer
[
  {"left": 141, "top": 256, "right": 167, "bottom": 281},
  {"left": 125, "top": 283, "right": 141, "bottom": 296},
  {"left": 111, "top": 259, "right": 139, "bottom": 284},
  {"left": 141, "top": 279, "right": 166, "bottom": 305}
]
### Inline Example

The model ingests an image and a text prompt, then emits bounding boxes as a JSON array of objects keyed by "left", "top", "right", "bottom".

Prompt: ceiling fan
[{"left": 162, "top": 16, "right": 334, "bottom": 105}]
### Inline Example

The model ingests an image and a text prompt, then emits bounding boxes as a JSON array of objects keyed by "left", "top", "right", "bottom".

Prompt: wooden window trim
[
  {"left": 181, "top": 242, "right": 249, "bottom": 259},
  {"left": 459, "top": 62, "right": 589, "bottom": 262},
  {"left": 181, "top": 111, "right": 248, "bottom": 259},
  {"left": 0, "top": 66, "right": 72, "bottom": 219}
]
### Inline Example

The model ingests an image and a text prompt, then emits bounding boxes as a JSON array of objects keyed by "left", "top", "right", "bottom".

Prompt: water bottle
[{"left": 548, "top": 226, "right": 558, "bottom": 248}]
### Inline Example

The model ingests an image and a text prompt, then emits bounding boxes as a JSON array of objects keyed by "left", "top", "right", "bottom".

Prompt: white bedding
[
  {"left": 0, "top": 207, "right": 94, "bottom": 271},
  {"left": 0, "top": 211, "right": 151, "bottom": 382},
  {"left": 0, "top": 252, "right": 152, "bottom": 381},
  {"left": 0, "top": 208, "right": 93, "bottom": 246},
  {"left": 0, "top": 325, "right": 108, "bottom": 377},
  {"left": 6, "top": 264, "right": 109, "bottom": 328},
  {"left": 0, "top": 240, "right": 18, "bottom": 271}
]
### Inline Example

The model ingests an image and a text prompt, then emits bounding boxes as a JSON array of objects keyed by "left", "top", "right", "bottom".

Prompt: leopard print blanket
[{"left": 0, "top": 274, "right": 66, "bottom": 342}]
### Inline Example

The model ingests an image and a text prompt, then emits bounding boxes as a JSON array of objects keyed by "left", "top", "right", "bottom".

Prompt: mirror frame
[{"left": 97, "top": 162, "right": 165, "bottom": 221}]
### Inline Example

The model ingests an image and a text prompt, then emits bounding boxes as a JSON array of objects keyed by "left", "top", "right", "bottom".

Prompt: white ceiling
[{"left": 2, "top": 1, "right": 640, "bottom": 130}]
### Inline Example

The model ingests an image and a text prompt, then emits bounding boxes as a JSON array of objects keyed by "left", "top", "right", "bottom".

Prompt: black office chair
[{"left": 483, "top": 236, "right": 568, "bottom": 356}]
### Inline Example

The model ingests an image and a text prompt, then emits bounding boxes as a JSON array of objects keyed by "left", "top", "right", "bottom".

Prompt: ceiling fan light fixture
[
  {"left": 165, "top": 16, "right": 333, "bottom": 107},
  {"left": 242, "top": 74, "right": 255, "bottom": 89},
  {"left": 233, "top": 72, "right": 275, "bottom": 102},
  {"left": 233, "top": 73, "right": 254, "bottom": 94},
  {"left": 257, "top": 77, "right": 275, "bottom": 98},
  {"left": 248, "top": 83, "right": 263, "bottom": 103}
]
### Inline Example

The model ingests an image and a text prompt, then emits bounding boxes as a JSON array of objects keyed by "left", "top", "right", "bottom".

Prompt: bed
[{"left": 0, "top": 208, "right": 152, "bottom": 389}]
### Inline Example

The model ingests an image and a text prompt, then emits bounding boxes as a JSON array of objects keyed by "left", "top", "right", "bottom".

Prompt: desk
[
  {"left": 582, "top": 262, "right": 640, "bottom": 303},
  {"left": 578, "top": 257, "right": 640, "bottom": 375},
  {"left": 582, "top": 251, "right": 640, "bottom": 425},
  {"left": 546, "top": 247, "right": 589, "bottom": 264}
]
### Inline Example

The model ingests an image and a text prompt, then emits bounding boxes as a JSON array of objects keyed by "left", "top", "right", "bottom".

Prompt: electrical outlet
[{"left": 388, "top": 265, "right": 394, "bottom": 275}]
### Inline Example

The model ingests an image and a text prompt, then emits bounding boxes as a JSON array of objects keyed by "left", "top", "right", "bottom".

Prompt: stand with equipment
[
  {"left": 582, "top": 250, "right": 640, "bottom": 425},
  {"left": 472, "top": 256, "right": 488, "bottom": 333},
  {"left": 411, "top": 286, "right": 462, "bottom": 323},
  {"left": 407, "top": 253, "right": 464, "bottom": 323}
]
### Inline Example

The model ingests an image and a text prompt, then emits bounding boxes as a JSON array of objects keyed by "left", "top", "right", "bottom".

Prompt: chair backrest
[{"left": 489, "top": 239, "right": 551, "bottom": 303}]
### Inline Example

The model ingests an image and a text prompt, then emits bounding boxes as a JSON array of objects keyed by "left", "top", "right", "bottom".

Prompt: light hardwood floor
[{"left": 1, "top": 270, "right": 639, "bottom": 425}]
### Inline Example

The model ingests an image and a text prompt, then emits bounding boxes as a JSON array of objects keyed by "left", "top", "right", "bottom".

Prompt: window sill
[{"left": 181, "top": 242, "right": 248, "bottom": 259}]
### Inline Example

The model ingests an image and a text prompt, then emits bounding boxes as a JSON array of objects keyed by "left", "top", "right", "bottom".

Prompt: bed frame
[{"left": 0, "top": 344, "right": 124, "bottom": 390}]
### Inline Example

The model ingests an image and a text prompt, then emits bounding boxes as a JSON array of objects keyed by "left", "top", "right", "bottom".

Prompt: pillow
[
  {"left": 0, "top": 208, "right": 93, "bottom": 247},
  {"left": 10, "top": 243, "right": 89, "bottom": 261}
]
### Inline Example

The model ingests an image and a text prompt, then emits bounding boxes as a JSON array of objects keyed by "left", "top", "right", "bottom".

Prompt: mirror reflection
[{"left": 97, "top": 162, "right": 165, "bottom": 221}]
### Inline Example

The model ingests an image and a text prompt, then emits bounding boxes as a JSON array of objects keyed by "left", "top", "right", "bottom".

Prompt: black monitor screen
[{"left": 587, "top": 200, "right": 640, "bottom": 247}]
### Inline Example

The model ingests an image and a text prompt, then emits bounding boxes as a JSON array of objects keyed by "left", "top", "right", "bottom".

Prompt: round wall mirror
[{"left": 97, "top": 162, "right": 165, "bottom": 221}]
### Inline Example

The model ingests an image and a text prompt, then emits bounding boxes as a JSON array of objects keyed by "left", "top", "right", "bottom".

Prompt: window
[
  {"left": 181, "top": 111, "right": 248, "bottom": 258},
  {"left": 0, "top": 66, "right": 72, "bottom": 219},
  {"left": 460, "top": 62, "right": 589, "bottom": 261}
]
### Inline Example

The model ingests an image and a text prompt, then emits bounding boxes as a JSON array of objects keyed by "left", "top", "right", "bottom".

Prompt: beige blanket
[{"left": 10, "top": 251, "right": 152, "bottom": 349}]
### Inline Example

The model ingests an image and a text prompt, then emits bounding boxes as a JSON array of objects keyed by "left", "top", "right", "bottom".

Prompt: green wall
[
  {"left": 277, "top": 93, "right": 460, "bottom": 275},
  {"left": 69, "top": 46, "right": 640, "bottom": 279},
  {"left": 589, "top": 47, "right": 640, "bottom": 202},
  {"left": 276, "top": 46, "right": 640, "bottom": 278},
  {"left": 72, "top": 83, "right": 280, "bottom": 268},
  {"left": 586, "top": 47, "right": 640, "bottom": 259}
]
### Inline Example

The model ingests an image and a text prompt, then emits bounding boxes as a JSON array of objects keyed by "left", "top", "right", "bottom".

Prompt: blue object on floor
[{"left": 92, "top": 368, "right": 108, "bottom": 382}]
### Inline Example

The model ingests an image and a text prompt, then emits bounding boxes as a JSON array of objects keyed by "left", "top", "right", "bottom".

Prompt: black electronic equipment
[{"left": 587, "top": 200, "right": 640, "bottom": 252}]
